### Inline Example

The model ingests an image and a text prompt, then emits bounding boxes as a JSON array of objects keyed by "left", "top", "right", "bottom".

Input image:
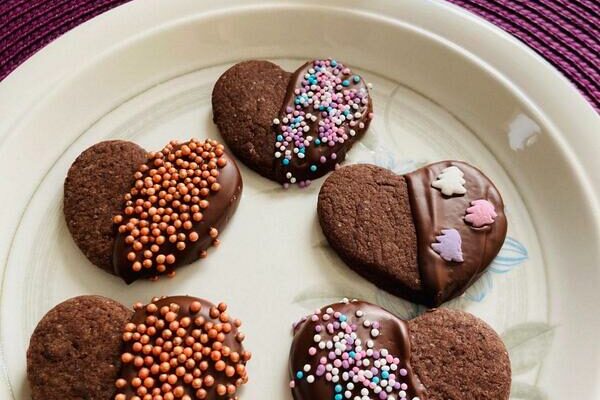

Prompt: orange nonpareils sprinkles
[
  {"left": 116, "top": 296, "right": 251, "bottom": 400},
  {"left": 113, "top": 139, "right": 227, "bottom": 281}
]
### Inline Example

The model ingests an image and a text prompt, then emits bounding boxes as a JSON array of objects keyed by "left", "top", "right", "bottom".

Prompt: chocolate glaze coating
[
  {"left": 117, "top": 296, "right": 249, "bottom": 400},
  {"left": 405, "top": 161, "right": 507, "bottom": 306},
  {"left": 112, "top": 143, "right": 242, "bottom": 283},
  {"left": 290, "top": 300, "right": 426, "bottom": 400},
  {"left": 273, "top": 61, "right": 372, "bottom": 184},
  {"left": 317, "top": 161, "right": 507, "bottom": 307}
]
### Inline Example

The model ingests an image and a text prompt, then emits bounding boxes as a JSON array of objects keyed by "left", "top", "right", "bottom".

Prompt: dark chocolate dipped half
[
  {"left": 115, "top": 296, "right": 251, "bottom": 400},
  {"left": 64, "top": 138, "right": 242, "bottom": 283},
  {"left": 212, "top": 58, "right": 373, "bottom": 187},
  {"left": 112, "top": 139, "right": 242, "bottom": 283},
  {"left": 289, "top": 300, "right": 511, "bottom": 400},
  {"left": 317, "top": 162, "right": 507, "bottom": 307}
]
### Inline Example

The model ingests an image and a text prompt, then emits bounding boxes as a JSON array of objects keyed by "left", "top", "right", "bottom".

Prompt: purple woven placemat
[{"left": 1, "top": 0, "right": 599, "bottom": 111}]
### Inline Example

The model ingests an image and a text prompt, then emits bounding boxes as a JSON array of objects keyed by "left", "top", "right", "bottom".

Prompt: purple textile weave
[{"left": 0, "top": 0, "right": 599, "bottom": 111}]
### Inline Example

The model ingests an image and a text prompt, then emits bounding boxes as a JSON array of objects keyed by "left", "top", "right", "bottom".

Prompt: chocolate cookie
[
  {"left": 317, "top": 162, "right": 507, "bottom": 307},
  {"left": 213, "top": 58, "right": 373, "bottom": 187},
  {"left": 64, "top": 140, "right": 147, "bottom": 272},
  {"left": 64, "top": 138, "right": 243, "bottom": 283},
  {"left": 115, "top": 296, "right": 251, "bottom": 400},
  {"left": 289, "top": 300, "right": 511, "bottom": 400},
  {"left": 27, "top": 295, "right": 132, "bottom": 400}
]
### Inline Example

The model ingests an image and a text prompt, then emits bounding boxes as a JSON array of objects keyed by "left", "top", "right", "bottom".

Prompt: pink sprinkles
[
  {"left": 291, "top": 299, "right": 421, "bottom": 400},
  {"left": 273, "top": 59, "right": 371, "bottom": 186}
]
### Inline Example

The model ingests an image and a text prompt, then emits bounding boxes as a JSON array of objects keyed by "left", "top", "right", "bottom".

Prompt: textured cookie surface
[
  {"left": 213, "top": 58, "right": 372, "bottom": 186},
  {"left": 410, "top": 308, "right": 511, "bottom": 400},
  {"left": 318, "top": 162, "right": 507, "bottom": 306},
  {"left": 212, "top": 60, "right": 291, "bottom": 180},
  {"left": 289, "top": 300, "right": 511, "bottom": 400},
  {"left": 64, "top": 140, "right": 147, "bottom": 272},
  {"left": 115, "top": 296, "right": 251, "bottom": 400},
  {"left": 317, "top": 164, "right": 421, "bottom": 296},
  {"left": 27, "top": 295, "right": 132, "bottom": 400}
]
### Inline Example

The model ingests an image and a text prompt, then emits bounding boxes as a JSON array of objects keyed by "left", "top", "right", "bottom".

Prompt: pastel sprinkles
[
  {"left": 290, "top": 299, "right": 427, "bottom": 400},
  {"left": 274, "top": 59, "right": 373, "bottom": 187}
]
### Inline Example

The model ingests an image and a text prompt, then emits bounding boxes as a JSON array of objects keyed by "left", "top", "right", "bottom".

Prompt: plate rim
[{"left": 0, "top": 0, "right": 599, "bottom": 398}]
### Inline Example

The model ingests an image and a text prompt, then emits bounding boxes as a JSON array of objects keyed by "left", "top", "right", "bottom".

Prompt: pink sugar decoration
[{"left": 465, "top": 199, "right": 497, "bottom": 227}]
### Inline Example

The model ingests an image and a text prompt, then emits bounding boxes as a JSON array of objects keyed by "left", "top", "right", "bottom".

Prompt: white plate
[{"left": 0, "top": 1, "right": 599, "bottom": 399}]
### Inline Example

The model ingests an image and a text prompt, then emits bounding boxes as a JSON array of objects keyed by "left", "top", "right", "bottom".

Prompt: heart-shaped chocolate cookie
[
  {"left": 212, "top": 59, "right": 373, "bottom": 187},
  {"left": 317, "top": 162, "right": 507, "bottom": 307},
  {"left": 64, "top": 138, "right": 242, "bottom": 283},
  {"left": 27, "top": 295, "right": 251, "bottom": 400},
  {"left": 289, "top": 300, "right": 511, "bottom": 400}
]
